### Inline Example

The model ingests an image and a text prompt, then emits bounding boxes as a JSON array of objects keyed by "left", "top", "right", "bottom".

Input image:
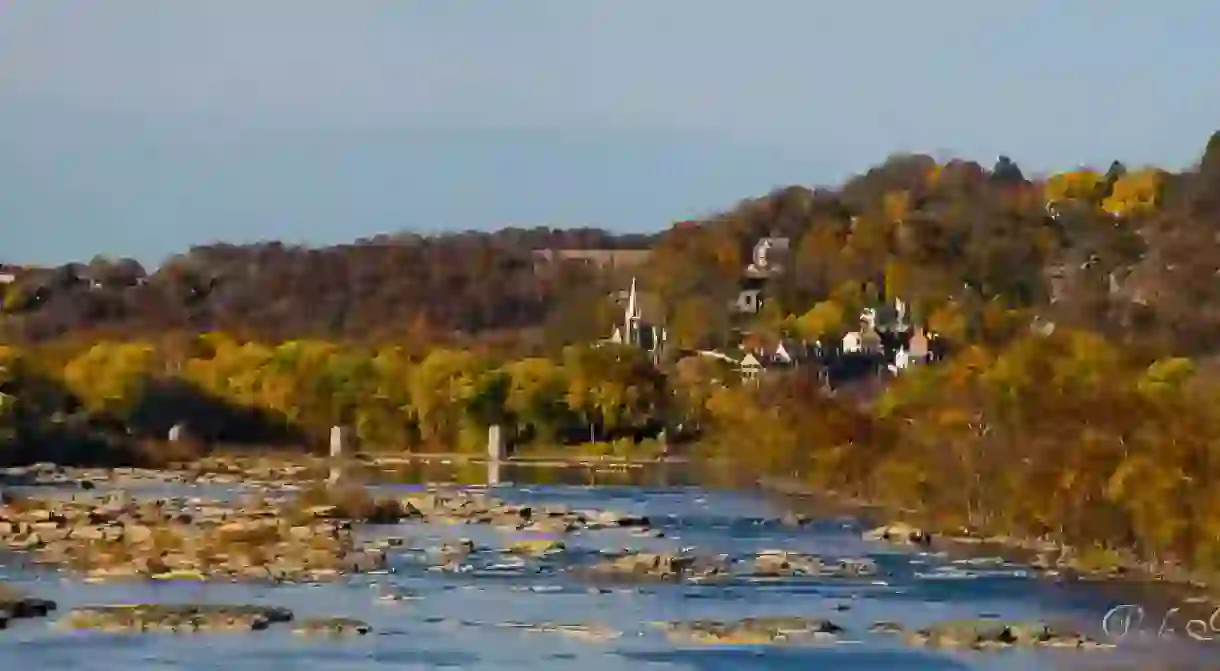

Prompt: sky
[{"left": 2, "top": 2, "right": 1219, "bottom": 266}]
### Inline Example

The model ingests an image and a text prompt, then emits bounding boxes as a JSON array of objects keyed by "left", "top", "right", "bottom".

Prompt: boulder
[
  {"left": 507, "top": 539, "right": 566, "bottom": 557},
  {"left": 0, "top": 584, "right": 57, "bottom": 619},
  {"left": 899, "top": 619, "right": 1114, "bottom": 651},
  {"left": 292, "top": 617, "right": 372, "bottom": 637},
  {"left": 58, "top": 604, "right": 293, "bottom": 633},
  {"left": 863, "top": 522, "right": 932, "bottom": 546},
  {"left": 664, "top": 616, "right": 842, "bottom": 645}
]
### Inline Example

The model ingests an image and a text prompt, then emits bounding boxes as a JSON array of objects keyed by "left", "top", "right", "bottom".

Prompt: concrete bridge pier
[
  {"left": 329, "top": 425, "right": 347, "bottom": 485},
  {"left": 486, "top": 424, "right": 504, "bottom": 486}
]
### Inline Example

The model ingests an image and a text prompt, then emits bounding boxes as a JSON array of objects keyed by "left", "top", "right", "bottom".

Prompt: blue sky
[{"left": 2, "top": 1, "right": 1218, "bottom": 266}]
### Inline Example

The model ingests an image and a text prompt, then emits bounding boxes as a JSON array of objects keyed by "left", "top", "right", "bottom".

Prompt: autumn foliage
[{"left": 5, "top": 132, "right": 1220, "bottom": 574}]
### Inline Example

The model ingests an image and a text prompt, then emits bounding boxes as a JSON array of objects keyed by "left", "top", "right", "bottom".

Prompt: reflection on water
[{"left": 0, "top": 467, "right": 1211, "bottom": 670}]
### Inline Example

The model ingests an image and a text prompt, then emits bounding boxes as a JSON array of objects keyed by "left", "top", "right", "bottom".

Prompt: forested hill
[
  {"left": 3, "top": 131, "right": 1220, "bottom": 358},
  {"left": 0, "top": 228, "right": 657, "bottom": 346},
  {"left": 5, "top": 133, "right": 1220, "bottom": 578}
]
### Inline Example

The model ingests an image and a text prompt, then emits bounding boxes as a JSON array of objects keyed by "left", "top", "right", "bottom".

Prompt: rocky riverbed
[{"left": 0, "top": 463, "right": 1213, "bottom": 669}]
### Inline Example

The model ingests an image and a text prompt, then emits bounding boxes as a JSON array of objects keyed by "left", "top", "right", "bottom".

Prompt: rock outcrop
[
  {"left": 662, "top": 617, "right": 843, "bottom": 645},
  {"left": 58, "top": 604, "right": 293, "bottom": 633}
]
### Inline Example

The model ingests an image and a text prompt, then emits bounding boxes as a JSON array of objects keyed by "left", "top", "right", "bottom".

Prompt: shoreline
[
  {"left": 754, "top": 475, "right": 1220, "bottom": 624},
  {"left": 7, "top": 456, "right": 1218, "bottom": 611}
]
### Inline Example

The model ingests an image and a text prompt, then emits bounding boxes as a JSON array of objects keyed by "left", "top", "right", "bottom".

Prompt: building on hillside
[
  {"left": 534, "top": 248, "right": 651, "bottom": 270},
  {"left": 739, "top": 352, "right": 764, "bottom": 383},
  {"left": 842, "top": 331, "right": 862, "bottom": 354},
  {"left": 745, "top": 236, "right": 790, "bottom": 277},
  {"left": 605, "top": 277, "right": 667, "bottom": 363},
  {"left": 0, "top": 264, "right": 23, "bottom": 285},
  {"left": 823, "top": 297, "right": 948, "bottom": 386},
  {"left": 732, "top": 287, "right": 763, "bottom": 314},
  {"left": 729, "top": 339, "right": 808, "bottom": 384},
  {"left": 731, "top": 236, "right": 790, "bottom": 315}
]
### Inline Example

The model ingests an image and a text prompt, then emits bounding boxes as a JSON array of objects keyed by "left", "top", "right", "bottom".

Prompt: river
[{"left": 0, "top": 464, "right": 1210, "bottom": 670}]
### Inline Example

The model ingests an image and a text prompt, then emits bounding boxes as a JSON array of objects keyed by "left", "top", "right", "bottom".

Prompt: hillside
[
  {"left": 5, "top": 132, "right": 1220, "bottom": 580},
  {"left": 6, "top": 134, "right": 1219, "bottom": 358},
  {"left": 0, "top": 228, "right": 656, "bottom": 347}
]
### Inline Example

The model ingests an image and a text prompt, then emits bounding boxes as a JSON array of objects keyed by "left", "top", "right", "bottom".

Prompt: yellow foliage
[
  {"left": 1, "top": 285, "right": 27, "bottom": 313},
  {"left": 830, "top": 281, "right": 866, "bottom": 314},
  {"left": 1137, "top": 357, "right": 1195, "bottom": 398},
  {"left": 882, "top": 190, "right": 911, "bottom": 223},
  {"left": 502, "top": 357, "right": 567, "bottom": 432},
  {"left": 61, "top": 342, "right": 157, "bottom": 414},
  {"left": 1044, "top": 169, "right": 1103, "bottom": 204},
  {"left": 796, "top": 300, "right": 846, "bottom": 340},
  {"left": 928, "top": 301, "right": 969, "bottom": 341},
  {"left": 884, "top": 260, "right": 911, "bottom": 300},
  {"left": 1102, "top": 169, "right": 1163, "bottom": 217},
  {"left": 409, "top": 348, "right": 486, "bottom": 447},
  {"left": 0, "top": 345, "right": 18, "bottom": 368}
]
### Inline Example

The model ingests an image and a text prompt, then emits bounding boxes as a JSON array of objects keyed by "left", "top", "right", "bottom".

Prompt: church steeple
[{"left": 624, "top": 277, "right": 641, "bottom": 346}]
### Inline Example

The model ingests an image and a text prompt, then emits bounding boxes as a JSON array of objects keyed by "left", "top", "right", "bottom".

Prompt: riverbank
[
  {"left": 756, "top": 475, "right": 1220, "bottom": 631},
  {"left": 0, "top": 465, "right": 1139, "bottom": 656},
  {"left": 6, "top": 454, "right": 1219, "bottom": 643},
  {"left": 11, "top": 471, "right": 1191, "bottom": 669}
]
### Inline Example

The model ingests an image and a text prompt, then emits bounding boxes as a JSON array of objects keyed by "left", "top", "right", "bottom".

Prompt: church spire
[{"left": 626, "top": 277, "right": 640, "bottom": 322}]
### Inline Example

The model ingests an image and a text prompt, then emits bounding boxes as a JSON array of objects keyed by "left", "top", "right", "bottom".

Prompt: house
[
  {"left": 817, "top": 297, "right": 953, "bottom": 387},
  {"left": 0, "top": 264, "right": 21, "bottom": 286},
  {"left": 842, "top": 307, "right": 883, "bottom": 355},
  {"left": 772, "top": 341, "right": 794, "bottom": 366},
  {"left": 732, "top": 236, "right": 791, "bottom": 314},
  {"left": 908, "top": 327, "right": 930, "bottom": 362},
  {"left": 729, "top": 339, "right": 808, "bottom": 384},
  {"left": 739, "top": 352, "right": 764, "bottom": 383},
  {"left": 842, "top": 331, "right": 862, "bottom": 354},
  {"left": 745, "top": 236, "right": 790, "bottom": 277},
  {"left": 732, "top": 288, "right": 763, "bottom": 314}
]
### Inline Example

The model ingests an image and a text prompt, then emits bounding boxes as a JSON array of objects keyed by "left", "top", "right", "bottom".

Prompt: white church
[{"left": 605, "top": 277, "right": 667, "bottom": 361}]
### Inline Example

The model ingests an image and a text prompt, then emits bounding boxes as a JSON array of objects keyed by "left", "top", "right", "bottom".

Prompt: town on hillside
[{"left": 599, "top": 236, "right": 950, "bottom": 389}]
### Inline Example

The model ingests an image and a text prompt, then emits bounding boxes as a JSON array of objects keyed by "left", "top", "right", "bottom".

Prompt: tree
[
  {"left": 991, "top": 155, "right": 1025, "bottom": 184},
  {"left": 796, "top": 300, "right": 847, "bottom": 341},
  {"left": 501, "top": 357, "right": 570, "bottom": 443},
  {"left": 561, "top": 344, "right": 663, "bottom": 442},
  {"left": 409, "top": 348, "right": 490, "bottom": 450},
  {"left": 60, "top": 342, "right": 158, "bottom": 419},
  {"left": 1102, "top": 169, "right": 1163, "bottom": 218},
  {"left": 353, "top": 346, "right": 415, "bottom": 450},
  {"left": 1044, "top": 169, "right": 1104, "bottom": 205}
]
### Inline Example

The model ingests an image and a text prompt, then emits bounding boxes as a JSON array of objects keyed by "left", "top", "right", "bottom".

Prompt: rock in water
[
  {"left": 862, "top": 522, "right": 932, "bottom": 546},
  {"left": 292, "top": 617, "right": 373, "bottom": 637}
]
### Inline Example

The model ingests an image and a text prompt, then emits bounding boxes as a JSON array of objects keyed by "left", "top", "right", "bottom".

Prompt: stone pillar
[
  {"left": 167, "top": 423, "right": 184, "bottom": 443},
  {"left": 328, "top": 425, "right": 346, "bottom": 485},
  {"left": 486, "top": 424, "right": 504, "bottom": 461},
  {"left": 486, "top": 424, "right": 504, "bottom": 486}
]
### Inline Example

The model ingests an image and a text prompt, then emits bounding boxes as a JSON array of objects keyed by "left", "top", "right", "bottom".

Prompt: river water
[{"left": 0, "top": 465, "right": 1210, "bottom": 670}]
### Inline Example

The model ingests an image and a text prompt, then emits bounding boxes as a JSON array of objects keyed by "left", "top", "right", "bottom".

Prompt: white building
[
  {"left": 605, "top": 277, "right": 666, "bottom": 360},
  {"left": 842, "top": 331, "right": 862, "bottom": 354}
]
